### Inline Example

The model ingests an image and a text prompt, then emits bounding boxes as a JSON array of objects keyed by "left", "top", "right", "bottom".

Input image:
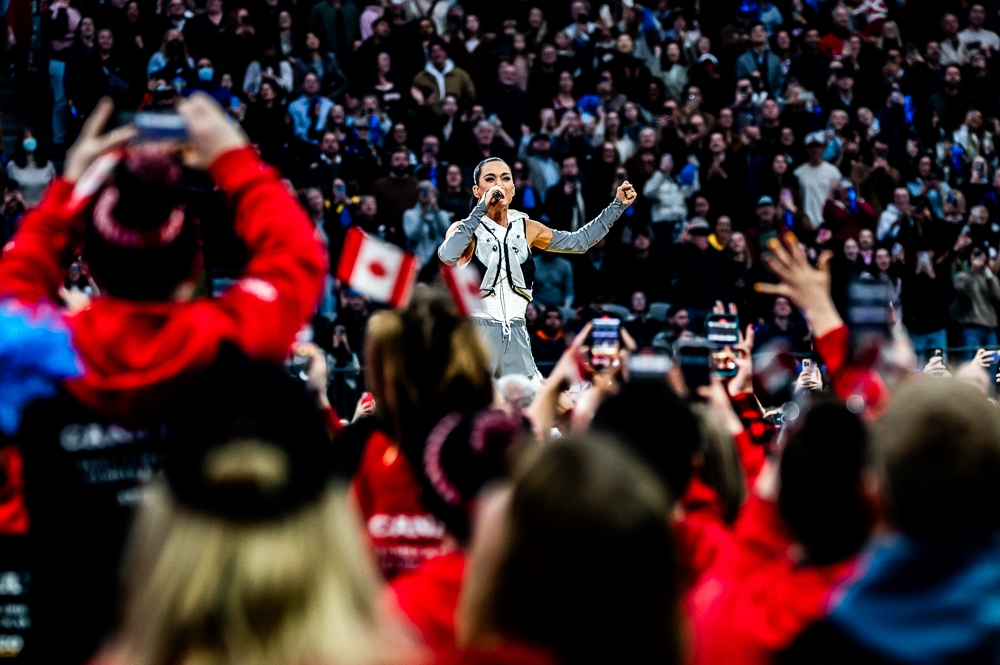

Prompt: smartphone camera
[
  {"left": 706, "top": 313, "right": 740, "bottom": 378},
  {"left": 675, "top": 338, "right": 712, "bottom": 392},
  {"left": 589, "top": 317, "right": 621, "bottom": 370}
]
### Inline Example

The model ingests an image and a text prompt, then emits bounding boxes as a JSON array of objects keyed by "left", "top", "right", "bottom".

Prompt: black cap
[
  {"left": 421, "top": 409, "right": 519, "bottom": 542},
  {"left": 164, "top": 348, "right": 337, "bottom": 522}
]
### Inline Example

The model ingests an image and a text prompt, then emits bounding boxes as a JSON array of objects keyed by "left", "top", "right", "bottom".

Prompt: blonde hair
[
  {"left": 691, "top": 405, "right": 748, "bottom": 523},
  {"left": 364, "top": 286, "right": 494, "bottom": 443},
  {"left": 115, "top": 443, "right": 418, "bottom": 665}
]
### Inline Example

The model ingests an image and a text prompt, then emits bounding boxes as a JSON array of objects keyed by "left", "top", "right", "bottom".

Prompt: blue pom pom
[{"left": 0, "top": 301, "right": 82, "bottom": 435}]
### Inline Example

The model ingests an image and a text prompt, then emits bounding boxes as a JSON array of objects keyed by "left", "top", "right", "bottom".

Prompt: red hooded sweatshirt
[
  {"left": 688, "top": 496, "right": 855, "bottom": 665},
  {"left": 0, "top": 146, "right": 327, "bottom": 423}
]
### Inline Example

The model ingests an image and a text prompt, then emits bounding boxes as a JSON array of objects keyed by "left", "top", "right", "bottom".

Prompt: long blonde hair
[{"left": 114, "top": 447, "right": 419, "bottom": 665}]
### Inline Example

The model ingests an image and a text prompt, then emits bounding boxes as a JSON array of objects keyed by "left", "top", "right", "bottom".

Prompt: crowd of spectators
[
  {"left": 8, "top": 0, "right": 1000, "bottom": 369},
  {"left": 5, "top": 2, "right": 1000, "bottom": 665}
]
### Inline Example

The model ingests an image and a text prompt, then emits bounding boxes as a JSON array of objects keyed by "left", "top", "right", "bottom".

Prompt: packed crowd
[
  {"left": 2, "top": 0, "right": 1000, "bottom": 664},
  {"left": 7, "top": 0, "right": 1000, "bottom": 367}
]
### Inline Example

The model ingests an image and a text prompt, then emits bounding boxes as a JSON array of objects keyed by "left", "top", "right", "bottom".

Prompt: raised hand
[
  {"left": 63, "top": 98, "right": 137, "bottom": 183},
  {"left": 615, "top": 180, "right": 637, "bottom": 206}
]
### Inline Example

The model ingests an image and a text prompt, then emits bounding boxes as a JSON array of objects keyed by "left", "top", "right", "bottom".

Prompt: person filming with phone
[{"left": 0, "top": 95, "right": 326, "bottom": 662}]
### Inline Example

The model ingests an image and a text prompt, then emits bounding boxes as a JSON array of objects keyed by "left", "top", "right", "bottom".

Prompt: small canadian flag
[
  {"left": 441, "top": 264, "right": 485, "bottom": 317},
  {"left": 337, "top": 227, "right": 418, "bottom": 307}
]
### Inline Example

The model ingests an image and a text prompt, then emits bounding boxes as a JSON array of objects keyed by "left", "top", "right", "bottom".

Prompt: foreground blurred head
[
  {"left": 873, "top": 379, "right": 1000, "bottom": 539},
  {"left": 82, "top": 145, "right": 198, "bottom": 301},
  {"left": 114, "top": 353, "right": 419, "bottom": 665},
  {"left": 459, "top": 438, "right": 682, "bottom": 665}
]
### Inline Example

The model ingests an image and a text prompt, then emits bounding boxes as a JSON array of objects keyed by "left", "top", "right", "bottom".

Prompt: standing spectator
[
  {"left": 307, "top": 0, "right": 358, "bottom": 66},
  {"left": 402, "top": 181, "right": 452, "bottom": 267},
  {"left": 953, "top": 246, "right": 1000, "bottom": 355},
  {"left": 532, "top": 252, "right": 575, "bottom": 310},
  {"left": 794, "top": 133, "right": 842, "bottom": 229},
  {"left": 7, "top": 131, "right": 56, "bottom": 206},
  {"left": 243, "top": 41, "right": 294, "bottom": 101},
  {"left": 939, "top": 13, "right": 965, "bottom": 66},
  {"left": 370, "top": 148, "right": 420, "bottom": 246},
  {"left": 183, "top": 0, "right": 225, "bottom": 64},
  {"left": 754, "top": 296, "right": 810, "bottom": 353},
  {"left": 293, "top": 32, "right": 348, "bottom": 100},
  {"left": 484, "top": 62, "right": 535, "bottom": 139},
  {"left": 643, "top": 153, "right": 700, "bottom": 241},
  {"left": 412, "top": 40, "right": 476, "bottom": 112},
  {"left": 876, "top": 187, "right": 912, "bottom": 242},
  {"left": 522, "top": 133, "right": 560, "bottom": 205},
  {"left": 544, "top": 156, "right": 589, "bottom": 232},
  {"left": 958, "top": 4, "right": 1000, "bottom": 56},
  {"left": 289, "top": 73, "right": 334, "bottom": 143},
  {"left": 819, "top": 5, "right": 854, "bottom": 60},
  {"left": 735, "top": 22, "right": 784, "bottom": 96},
  {"left": 44, "top": 0, "right": 81, "bottom": 146}
]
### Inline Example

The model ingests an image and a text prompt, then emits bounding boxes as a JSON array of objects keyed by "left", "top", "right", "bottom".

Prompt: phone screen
[
  {"left": 678, "top": 343, "right": 712, "bottom": 391},
  {"left": 706, "top": 314, "right": 739, "bottom": 378},
  {"left": 589, "top": 317, "right": 621, "bottom": 369}
]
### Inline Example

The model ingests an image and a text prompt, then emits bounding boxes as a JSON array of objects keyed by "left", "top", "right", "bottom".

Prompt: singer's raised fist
[{"left": 616, "top": 181, "right": 637, "bottom": 206}]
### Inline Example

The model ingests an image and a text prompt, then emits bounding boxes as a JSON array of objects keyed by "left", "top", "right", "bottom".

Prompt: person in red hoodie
[
  {"left": 389, "top": 408, "right": 520, "bottom": 664},
  {"left": 1, "top": 95, "right": 326, "bottom": 664},
  {"left": 346, "top": 287, "right": 495, "bottom": 579},
  {"left": 689, "top": 398, "right": 873, "bottom": 665}
]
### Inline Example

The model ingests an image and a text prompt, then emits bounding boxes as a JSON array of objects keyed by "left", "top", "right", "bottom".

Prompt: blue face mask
[
  {"left": 22, "top": 137, "right": 37, "bottom": 153},
  {"left": 198, "top": 67, "right": 214, "bottom": 82}
]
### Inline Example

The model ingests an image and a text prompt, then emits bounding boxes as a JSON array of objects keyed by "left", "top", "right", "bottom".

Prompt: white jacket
[{"left": 643, "top": 169, "right": 700, "bottom": 224}]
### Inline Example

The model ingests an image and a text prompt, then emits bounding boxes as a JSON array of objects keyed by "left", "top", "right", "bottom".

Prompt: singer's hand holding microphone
[{"left": 483, "top": 185, "right": 506, "bottom": 209}]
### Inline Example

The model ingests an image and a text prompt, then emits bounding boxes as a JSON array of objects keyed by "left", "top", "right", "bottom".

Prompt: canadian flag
[
  {"left": 337, "top": 227, "right": 418, "bottom": 307},
  {"left": 441, "top": 264, "right": 485, "bottom": 317}
]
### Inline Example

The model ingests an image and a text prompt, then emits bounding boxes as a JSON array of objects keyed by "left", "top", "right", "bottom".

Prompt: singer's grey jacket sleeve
[
  {"left": 546, "top": 198, "right": 628, "bottom": 253},
  {"left": 438, "top": 197, "right": 488, "bottom": 264}
]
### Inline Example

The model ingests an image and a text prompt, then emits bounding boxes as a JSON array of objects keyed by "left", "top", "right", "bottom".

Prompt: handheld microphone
[{"left": 491, "top": 189, "right": 503, "bottom": 204}]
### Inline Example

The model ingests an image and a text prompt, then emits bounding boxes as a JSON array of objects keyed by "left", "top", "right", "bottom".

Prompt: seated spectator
[
  {"left": 819, "top": 5, "right": 853, "bottom": 59},
  {"left": 242, "top": 80, "right": 292, "bottom": 168}
]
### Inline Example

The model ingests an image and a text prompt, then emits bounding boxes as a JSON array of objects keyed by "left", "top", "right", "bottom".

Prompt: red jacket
[
  {"left": 391, "top": 550, "right": 466, "bottom": 663},
  {"left": 814, "top": 324, "right": 888, "bottom": 418},
  {"left": 688, "top": 496, "right": 854, "bottom": 665},
  {"left": 352, "top": 431, "right": 449, "bottom": 578},
  {"left": 0, "top": 147, "right": 326, "bottom": 423},
  {"left": 0, "top": 445, "right": 27, "bottom": 534}
]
